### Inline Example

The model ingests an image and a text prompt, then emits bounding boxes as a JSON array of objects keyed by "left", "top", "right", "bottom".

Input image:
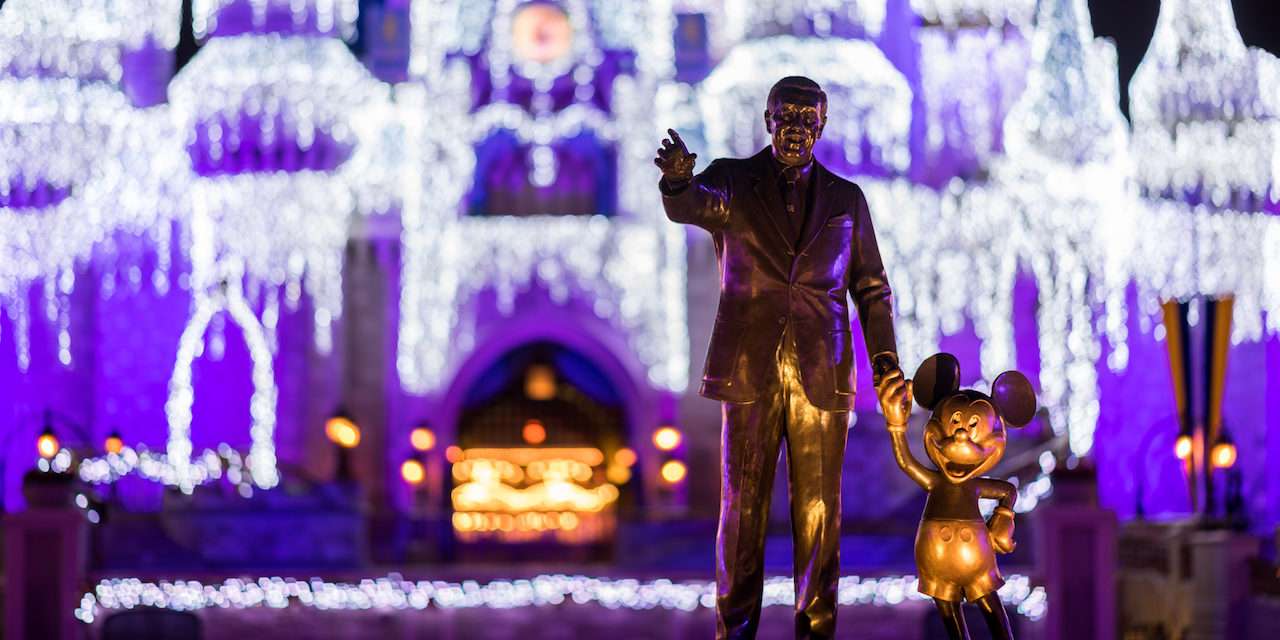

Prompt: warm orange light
[
  {"left": 462, "top": 447, "right": 602, "bottom": 466},
  {"left": 614, "top": 447, "right": 637, "bottom": 468},
  {"left": 511, "top": 3, "right": 573, "bottom": 64},
  {"left": 525, "top": 364, "right": 557, "bottom": 400},
  {"left": 522, "top": 420, "right": 547, "bottom": 445},
  {"left": 36, "top": 430, "right": 59, "bottom": 460},
  {"left": 1210, "top": 442, "right": 1237, "bottom": 469},
  {"left": 445, "top": 445, "right": 465, "bottom": 464},
  {"left": 653, "top": 426, "right": 682, "bottom": 451},
  {"left": 104, "top": 433, "right": 125, "bottom": 455},
  {"left": 325, "top": 414, "right": 361, "bottom": 449},
  {"left": 1174, "top": 434, "right": 1192, "bottom": 461},
  {"left": 410, "top": 426, "right": 437, "bottom": 452},
  {"left": 606, "top": 464, "right": 632, "bottom": 485},
  {"left": 401, "top": 458, "right": 426, "bottom": 485},
  {"left": 660, "top": 460, "right": 687, "bottom": 484}
]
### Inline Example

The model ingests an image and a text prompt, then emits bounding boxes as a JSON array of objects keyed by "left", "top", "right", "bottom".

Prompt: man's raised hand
[
  {"left": 654, "top": 128, "right": 696, "bottom": 183},
  {"left": 878, "top": 369, "right": 913, "bottom": 430}
]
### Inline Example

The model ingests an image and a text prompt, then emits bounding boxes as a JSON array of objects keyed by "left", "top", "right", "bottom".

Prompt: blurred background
[{"left": 1, "top": 0, "right": 1279, "bottom": 638}]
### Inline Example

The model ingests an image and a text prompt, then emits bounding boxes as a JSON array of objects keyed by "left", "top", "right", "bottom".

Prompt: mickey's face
[{"left": 923, "top": 393, "right": 1007, "bottom": 484}]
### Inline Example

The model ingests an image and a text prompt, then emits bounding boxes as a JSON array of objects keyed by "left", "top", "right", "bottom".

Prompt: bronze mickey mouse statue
[{"left": 878, "top": 353, "right": 1037, "bottom": 640}]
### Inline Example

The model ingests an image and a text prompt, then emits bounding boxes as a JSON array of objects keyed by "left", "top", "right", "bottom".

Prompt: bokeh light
[
  {"left": 410, "top": 426, "right": 436, "bottom": 452},
  {"left": 522, "top": 420, "right": 547, "bottom": 445},
  {"left": 325, "top": 414, "right": 361, "bottom": 449},
  {"left": 653, "top": 426, "right": 681, "bottom": 451},
  {"left": 660, "top": 460, "right": 687, "bottom": 484},
  {"left": 401, "top": 458, "right": 426, "bottom": 485}
]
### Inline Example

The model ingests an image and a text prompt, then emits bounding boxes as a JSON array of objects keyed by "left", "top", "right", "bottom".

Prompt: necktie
[{"left": 781, "top": 166, "right": 801, "bottom": 218}]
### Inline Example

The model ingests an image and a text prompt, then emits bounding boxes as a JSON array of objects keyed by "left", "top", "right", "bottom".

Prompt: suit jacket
[{"left": 662, "top": 147, "right": 897, "bottom": 411}]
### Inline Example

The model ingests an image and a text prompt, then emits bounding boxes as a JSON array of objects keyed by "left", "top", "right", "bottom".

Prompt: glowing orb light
[
  {"left": 1210, "top": 442, "right": 1237, "bottom": 470},
  {"left": 653, "top": 426, "right": 681, "bottom": 451},
  {"left": 410, "top": 426, "right": 436, "bottom": 452},
  {"left": 660, "top": 460, "right": 687, "bottom": 484},
  {"left": 325, "top": 413, "right": 361, "bottom": 449},
  {"left": 401, "top": 458, "right": 426, "bottom": 485},
  {"left": 36, "top": 428, "right": 60, "bottom": 460},
  {"left": 1175, "top": 434, "right": 1193, "bottom": 461}
]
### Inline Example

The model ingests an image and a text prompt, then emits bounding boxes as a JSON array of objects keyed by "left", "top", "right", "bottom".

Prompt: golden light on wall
[
  {"left": 522, "top": 419, "right": 547, "bottom": 445},
  {"left": 103, "top": 432, "right": 124, "bottom": 455},
  {"left": 325, "top": 413, "right": 361, "bottom": 449},
  {"left": 1174, "top": 434, "right": 1192, "bottom": 461},
  {"left": 605, "top": 465, "right": 631, "bottom": 485},
  {"left": 450, "top": 447, "right": 619, "bottom": 543},
  {"left": 524, "top": 364, "right": 557, "bottom": 400},
  {"left": 36, "top": 428, "right": 60, "bottom": 460},
  {"left": 410, "top": 426, "right": 436, "bottom": 452},
  {"left": 652, "top": 426, "right": 681, "bottom": 451},
  {"left": 607, "top": 447, "right": 636, "bottom": 485},
  {"left": 660, "top": 460, "right": 687, "bottom": 484},
  {"left": 453, "top": 511, "right": 582, "bottom": 535},
  {"left": 401, "top": 458, "right": 426, "bottom": 485},
  {"left": 1210, "top": 442, "right": 1237, "bottom": 470},
  {"left": 614, "top": 447, "right": 637, "bottom": 468}
]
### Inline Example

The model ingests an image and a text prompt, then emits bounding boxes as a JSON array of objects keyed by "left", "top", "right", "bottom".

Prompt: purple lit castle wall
[{"left": 1, "top": 0, "right": 1279, "bottom": 541}]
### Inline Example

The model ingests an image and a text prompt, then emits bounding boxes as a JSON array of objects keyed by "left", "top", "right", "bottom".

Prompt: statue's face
[
  {"left": 765, "top": 91, "right": 826, "bottom": 166},
  {"left": 923, "top": 395, "right": 1007, "bottom": 484}
]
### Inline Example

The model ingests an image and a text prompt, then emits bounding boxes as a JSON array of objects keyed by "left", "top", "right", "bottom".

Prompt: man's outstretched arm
[{"left": 654, "top": 129, "right": 730, "bottom": 232}]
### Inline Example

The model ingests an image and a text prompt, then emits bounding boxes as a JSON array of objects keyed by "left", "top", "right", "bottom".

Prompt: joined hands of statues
[
  {"left": 878, "top": 369, "right": 913, "bottom": 430},
  {"left": 654, "top": 128, "right": 696, "bottom": 183}
]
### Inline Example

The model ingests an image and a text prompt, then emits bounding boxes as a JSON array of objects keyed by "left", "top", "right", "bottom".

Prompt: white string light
[
  {"left": 0, "top": 0, "right": 186, "bottom": 370},
  {"left": 77, "top": 443, "right": 265, "bottom": 496},
  {"left": 2, "top": 0, "right": 1277, "bottom": 510},
  {"left": 699, "top": 35, "right": 913, "bottom": 174},
  {"left": 193, "top": 0, "right": 359, "bottom": 41},
  {"left": 0, "top": 0, "right": 180, "bottom": 83},
  {"left": 1129, "top": 0, "right": 1280, "bottom": 202},
  {"left": 164, "top": 261, "right": 280, "bottom": 492},
  {"left": 397, "top": 1, "right": 687, "bottom": 394},
  {"left": 917, "top": 27, "right": 1030, "bottom": 177},
  {"left": 720, "top": 0, "right": 887, "bottom": 39},
  {"left": 74, "top": 573, "right": 1047, "bottom": 624},
  {"left": 150, "top": 27, "right": 385, "bottom": 488},
  {"left": 910, "top": 0, "right": 1035, "bottom": 28}
]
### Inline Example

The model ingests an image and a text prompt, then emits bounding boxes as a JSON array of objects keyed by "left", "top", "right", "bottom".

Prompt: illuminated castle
[{"left": 2, "top": 0, "right": 1279, "bottom": 552}]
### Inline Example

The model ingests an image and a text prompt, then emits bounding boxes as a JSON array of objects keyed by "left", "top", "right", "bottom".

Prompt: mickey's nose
[{"left": 953, "top": 427, "right": 971, "bottom": 442}]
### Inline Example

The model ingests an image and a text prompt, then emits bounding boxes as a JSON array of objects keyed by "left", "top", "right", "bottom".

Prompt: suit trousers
[{"left": 715, "top": 327, "right": 850, "bottom": 639}]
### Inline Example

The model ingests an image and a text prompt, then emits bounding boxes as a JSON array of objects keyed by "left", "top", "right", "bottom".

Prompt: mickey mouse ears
[
  {"left": 912, "top": 353, "right": 1038, "bottom": 427},
  {"left": 912, "top": 353, "right": 960, "bottom": 410},
  {"left": 991, "top": 370, "right": 1036, "bottom": 427}
]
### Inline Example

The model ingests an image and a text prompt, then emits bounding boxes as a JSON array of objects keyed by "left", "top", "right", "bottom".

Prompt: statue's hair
[{"left": 767, "top": 76, "right": 827, "bottom": 110}]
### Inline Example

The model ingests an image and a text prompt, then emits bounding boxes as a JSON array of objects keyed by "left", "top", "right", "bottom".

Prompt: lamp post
[
  {"left": 35, "top": 422, "right": 60, "bottom": 462},
  {"left": 103, "top": 431, "right": 124, "bottom": 455},
  {"left": 20, "top": 409, "right": 94, "bottom": 507},
  {"left": 325, "top": 408, "right": 360, "bottom": 482},
  {"left": 406, "top": 420, "right": 448, "bottom": 520},
  {"left": 652, "top": 423, "right": 687, "bottom": 516}
]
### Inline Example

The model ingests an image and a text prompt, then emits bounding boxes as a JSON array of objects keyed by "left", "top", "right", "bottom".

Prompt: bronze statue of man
[{"left": 654, "top": 76, "right": 900, "bottom": 639}]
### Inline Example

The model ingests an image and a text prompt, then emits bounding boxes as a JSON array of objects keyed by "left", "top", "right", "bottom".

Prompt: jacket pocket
[
  {"left": 704, "top": 318, "right": 748, "bottom": 383},
  {"left": 825, "top": 213, "right": 853, "bottom": 227}
]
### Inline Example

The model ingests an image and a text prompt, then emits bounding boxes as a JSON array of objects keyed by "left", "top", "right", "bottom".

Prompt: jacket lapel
[
  {"left": 795, "top": 160, "right": 841, "bottom": 257},
  {"left": 746, "top": 149, "right": 795, "bottom": 254}
]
